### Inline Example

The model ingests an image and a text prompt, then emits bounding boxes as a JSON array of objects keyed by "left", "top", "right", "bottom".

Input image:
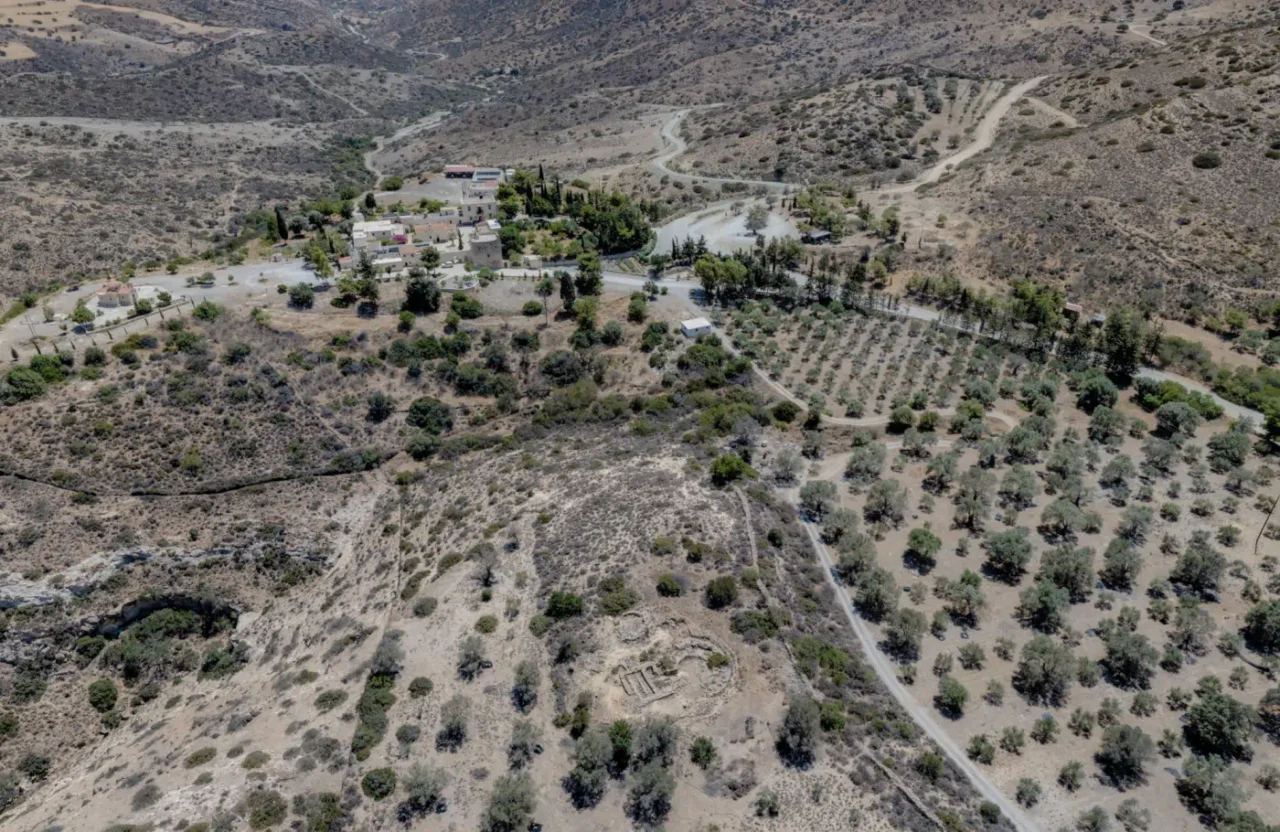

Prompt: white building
[
  {"left": 459, "top": 196, "right": 498, "bottom": 224},
  {"left": 681, "top": 317, "right": 713, "bottom": 338},
  {"left": 351, "top": 219, "right": 406, "bottom": 252}
]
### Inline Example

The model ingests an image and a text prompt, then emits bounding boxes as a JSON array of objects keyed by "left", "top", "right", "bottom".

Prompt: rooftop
[{"left": 352, "top": 220, "right": 404, "bottom": 235}]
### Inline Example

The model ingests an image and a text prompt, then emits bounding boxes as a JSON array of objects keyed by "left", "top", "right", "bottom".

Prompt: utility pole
[{"left": 1257, "top": 490, "right": 1278, "bottom": 558}]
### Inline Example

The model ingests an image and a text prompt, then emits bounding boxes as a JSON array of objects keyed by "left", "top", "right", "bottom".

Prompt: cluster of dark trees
[
  {"left": 667, "top": 235, "right": 709, "bottom": 266},
  {"left": 500, "top": 168, "right": 656, "bottom": 255},
  {"left": 695, "top": 237, "right": 887, "bottom": 308}
]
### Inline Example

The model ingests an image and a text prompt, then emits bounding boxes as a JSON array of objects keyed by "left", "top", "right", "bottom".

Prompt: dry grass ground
[
  {"left": 0, "top": 288, "right": 1013, "bottom": 832},
  {"left": 750, "top": 303, "right": 1280, "bottom": 832}
]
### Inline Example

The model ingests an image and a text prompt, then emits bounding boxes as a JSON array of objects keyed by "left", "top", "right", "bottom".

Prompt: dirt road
[
  {"left": 363, "top": 110, "right": 450, "bottom": 183},
  {"left": 1127, "top": 24, "right": 1168, "bottom": 46},
  {"left": 651, "top": 108, "right": 790, "bottom": 192},
  {"left": 279, "top": 67, "right": 370, "bottom": 117},
  {"left": 798, "top": 518, "right": 1041, "bottom": 832},
  {"left": 652, "top": 76, "right": 1045, "bottom": 199},
  {"left": 880, "top": 76, "right": 1046, "bottom": 194}
]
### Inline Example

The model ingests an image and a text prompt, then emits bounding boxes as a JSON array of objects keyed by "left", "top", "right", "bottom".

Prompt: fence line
[{"left": 5, "top": 296, "right": 195, "bottom": 364}]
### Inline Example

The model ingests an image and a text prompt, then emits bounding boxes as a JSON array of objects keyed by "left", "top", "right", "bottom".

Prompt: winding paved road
[{"left": 651, "top": 108, "right": 790, "bottom": 192}]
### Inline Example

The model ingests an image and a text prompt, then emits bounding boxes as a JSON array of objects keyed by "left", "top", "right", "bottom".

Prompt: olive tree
[
  {"left": 564, "top": 729, "right": 612, "bottom": 808},
  {"left": 855, "top": 568, "right": 897, "bottom": 621},
  {"left": 864, "top": 479, "right": 908, "bottom": 528},
  {"left": 436, "top": 694, "right": 470, "bottom": 751},
  {"left": 776, "top": 695, "right": 820, "bottom": 768},
  {"left": 799, "top": 480, "right": 838, "bottom": 520},
  {"left": 1185, "top": 689, "right": 1256, "bottom": 761},
  {"left": 626, "top": 762, "right": 676, "bottom": 825},
  {"left": 1103, "top": 629, "right": 1159, "bottom": 690},
  {"left": 1089, "top": 406, "right": 1127, "bottom": 446},
  {"left": 1018, "top": 581, "right": 1070, "bottom": 633},
  {"left": 883, "top": 608, "right": 926, "bottom": 662},
  {"left": 1243, "top": 599, "right": 1280, "bottom": 653},
  {"left": 985, "top": 527, "right": 1034, "bottom": 584},
  {"left": 905, "top": 526, "right": 942, "bottom": 572},
  {"left": 1037, "top": 543, "right": 1095, "bottom": 602},
  {"left": 1013, "top": 635, "right": 1075, "bottom": 706},
  {"left": 1100, "top": 538, "right": 1143, "bottom": 591},
  {"left": 1176, "top": 755, "right": 1246, "bottom": 826},
  {"left": 511, "top": 660, "right": 539, "bottom": 713},
  {"left": 820, "top": 508, "right": 859, "bottom": 546},
  {"left": 953, "top": 467, "right": 995, "bottom": 531},
  {"left": 401, "top": 763, "right": 449, "bottom": 816},
  {"left": 934, "top": 676, "right": 969, "bottom": 717},
  {"left": 482, "top": 773, "right": 536, "bottom": 832},
  {"left": 845, "top": 442, "right": 887, "bottom": 485},
  {"left": 1171, "top": 531, "right": 1226, "bottom": 598},
  {"left": 998, "top": 466, "right": 1039, "bottom": 509},
  {"left": 1155, "top": 401, "right": 1202, "bottom": 443},
  {"left": 1096, "top": 724, "right": 1155, "bottom": 787}
]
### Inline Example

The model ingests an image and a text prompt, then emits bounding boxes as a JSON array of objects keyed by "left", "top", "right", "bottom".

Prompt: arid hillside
[
  {"left": 929, "top": 21, "right": 1280, "bottom": 323},
  {"left": 0, "top": 279, "right": 1013, "bottom": 832}
]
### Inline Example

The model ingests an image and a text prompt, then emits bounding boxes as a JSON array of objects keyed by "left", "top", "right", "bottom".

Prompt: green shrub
[
  {"left": 709, "top": 453, "right": 756, "bottom": 486},
  {"left": 131, "top": 783, "right": 162, "bottom": 811},
  {"left": 599, "top": 577, "right": 638, "bottom": 616},
  {"left": 199, "top": 641, "right": 247, "bottom": 679},
  {"left": 772, "top": 401, "right": 800, "bottom": 423},
  {"left": 88, "top": 679, "right": 118, "bottom": 713},
  {"left": 5, "top": 367, "right": 46, "bottom": 400},
  {"left": 192, "top": 300, "right": 224, "bottom": 322},
  {"left": 315, "top": 689, "right": 348, "bottom": 712},
  {"left": 690, "top": 736, "right": 717, "bottom": 769},
  {"left": 184, "top": 747, "right": 217, "bottom": 768},
  {"left": 408, "top": 677, "right": 434, "bottom": 698},
  {"left": 361, "top": 767, "right": 397, "bottom": 800},
  {"left": 705, "top": 576, "right": 739, "bottom": 609},
  {"left": 0, "top": 711, "right": 18, "bottom": 741},
  {"left": 475, "top": 615, "right": 499, "bottom": 634},
  {"left": 244, "top": 789, "right": 287, "bottom": 829},
  {"left": 546, "top": 591, "right": 584, "bottom": 619},
  {"left": 18, "top": 753, "right": 49, "bottom": 781},
  {"left": 242, "top": 750, "right": 270, "bottom": 769}
]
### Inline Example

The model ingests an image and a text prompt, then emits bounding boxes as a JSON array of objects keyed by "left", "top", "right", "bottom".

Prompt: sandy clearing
[
  {"left": 652, "top": 77, "right": 1046, "bottom": 204},
  {"left": 0, "top": 0, "right": 240, "bottom": 34},
  {"left": 0, "top": 40, "right": 36, "bottom": 60},
  {"left": 654, "top": 198, "right": 799, "bottom": 257},
  {"left": 1023, "top": 96, "right": 1080, "bottom": 128},
  {"left": 0, "top": 0, "right": 243, "bottom": 37}
]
